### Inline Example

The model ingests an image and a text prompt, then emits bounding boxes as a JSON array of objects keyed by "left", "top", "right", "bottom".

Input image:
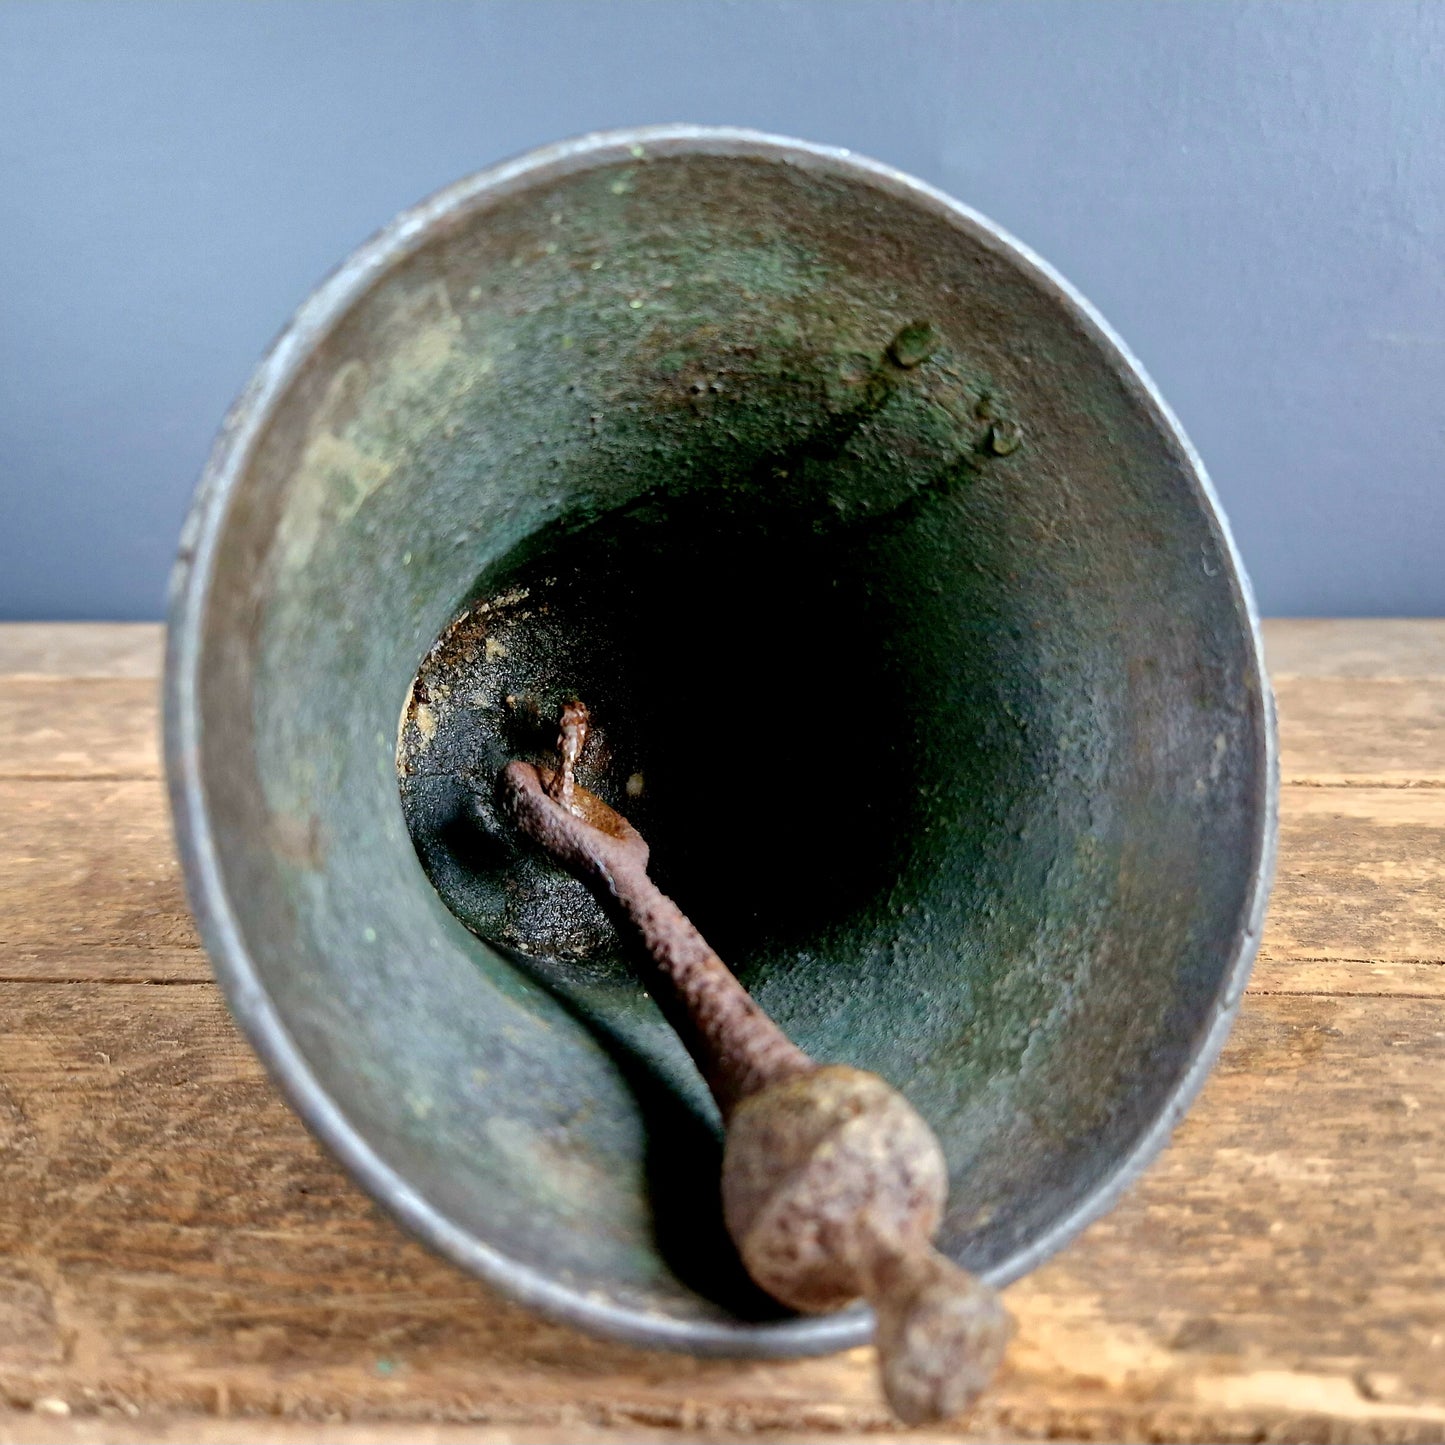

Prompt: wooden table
[{"left": 2, "top": 621, "right": 1442, "bottom": 1444}]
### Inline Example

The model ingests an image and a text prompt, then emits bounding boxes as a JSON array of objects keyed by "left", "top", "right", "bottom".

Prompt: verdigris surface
[{"left": 166, "top": 127, "right": 1275, "bottom": 1356}]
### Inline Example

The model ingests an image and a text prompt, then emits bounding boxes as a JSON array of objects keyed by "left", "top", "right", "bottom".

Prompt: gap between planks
[{"left": 2, "top": 960, "right": 1444, "bottom": 999}]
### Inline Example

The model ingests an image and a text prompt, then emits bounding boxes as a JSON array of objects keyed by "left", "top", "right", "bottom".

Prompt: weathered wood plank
[
  {"left": 0, "top": 620, "right": 1437, "bottom": 687},
  {"left": 0, "top": 982, "right": 1441, "bottom": 1441},
  {"left": 24, "top": 955, "right": 1432, "bottom": 1004},
  {"left": 0, "top": 981, "right": 879, "bottom": 1429},
  {"left": 1265, "top": 787, "right": 1445, "bottom": 963},
  {"left": 0, "top": 680, "right": 160, "bottom": 780},
  {"left": 1275, "top": 675, "right": 1445, "bottom": 786},
  {"left": 2, "top": 623, "right": 1443, "bottom": 1440},
  {"left": 5, "top": 671, "right": 1445, "bottom": 789},
  {"left": 0, "top": 625, "right": 164, "bottom": 680},
  {"left": 6, "top": 632, "right": 1445, "bottom": 790},
  {"left": 1263, "top": 618, "right": 1445, "bottom": 680},
  {"left": 1250, "top": 956, "right": 1445, "bottom": 998},
  {"left": 5, "top": 777, "right": 1444, "bottom": 977},
  {"left": 0, "top": 1419, "right": 881, "bottom": 1445},
  {"left": 0, "top": 948, "right": 209, "bottom": 983},
  {"left": 3, "top": 621, "right": 1440, "bottom": 683},
  {"left": 0, "top": 780, "right": 197, "bottom": 951}
]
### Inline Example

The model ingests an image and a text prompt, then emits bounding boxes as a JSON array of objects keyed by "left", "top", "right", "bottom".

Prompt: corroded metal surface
[
  {"left": 165, "top": 127, "right": 1277, "bottom": 1358},
  {"left": 492, "top": 738, "right": 1014, "bottom": 1422}
]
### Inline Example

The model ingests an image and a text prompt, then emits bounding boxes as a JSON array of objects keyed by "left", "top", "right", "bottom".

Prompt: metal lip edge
[{"left": 164, "top": 123, "right": 1278, "bottom": 1357}]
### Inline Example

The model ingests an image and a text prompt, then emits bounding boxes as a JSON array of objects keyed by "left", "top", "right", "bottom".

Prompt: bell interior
[{"left": 187, "top": 139, "right": 1269, "bottom": 1341}]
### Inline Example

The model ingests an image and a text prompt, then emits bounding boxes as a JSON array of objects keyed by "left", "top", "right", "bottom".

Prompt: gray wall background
[{"left": 2, "top": 0, "right": 1441, "bottom": 620}]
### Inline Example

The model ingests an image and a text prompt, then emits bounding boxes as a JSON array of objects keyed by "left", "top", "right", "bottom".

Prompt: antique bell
[{"left": 166, "top": 127, "right": 1275, "bottom": 1360}]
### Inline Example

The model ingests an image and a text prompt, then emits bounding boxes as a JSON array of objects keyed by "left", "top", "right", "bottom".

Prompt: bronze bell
[{"left": 166, "top": 126, "right": 1275, "bottom": 1365}]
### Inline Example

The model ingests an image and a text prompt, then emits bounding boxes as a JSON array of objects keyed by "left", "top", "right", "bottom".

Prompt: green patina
[{"left": 188, "top": 145, "right": 1267, "bottom": 1332}]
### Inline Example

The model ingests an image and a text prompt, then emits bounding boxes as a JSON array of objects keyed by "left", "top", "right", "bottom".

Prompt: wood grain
[
  {"left": 3, "top": 619, "right": 1442, "bottom": 684},
  {"left": 0, "top": 780, "right": 196, "bottom": 952},
  {"left": 6, "top": 776, "right": 1443, "bottom": 981},
  {"left": 10, "top": 673, "right": 1444, "bottom": 787},
  {"left": 0, "top": 624, "right": 163, "bottom": 680},
  {"left": 0, "top": 1421, "right": 905, "bottom": 1445},
  {"left": 0, "top": 948, "right": 210, "bottom": 984},
  {"left": 0, "top": 982, "right": 1442, "bottom": 1441},
  {"left": 0, "top": 679, "right": 161, "bottom": 781},
  {"left": 1275, "top": 676, "right": 1445, "bottom": 786},
  {"left": 1250, "top": 955, "right": 1445, "bottom": 999},
  {"left": 1, "top": 622, "right": 1443, "bottom": 1442},
  {"left": 1264, "top": 787, "right": 1445, "bottom": 963},
  {"left": 1263, "top": 618, "right": 1445, "bottom": 680},
  {"left": 5, "top": 622, "right": 1445, "bottom": 788}
]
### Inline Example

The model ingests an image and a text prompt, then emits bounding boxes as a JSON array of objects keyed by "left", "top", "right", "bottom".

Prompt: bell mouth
[
  {"left": 395, "top": 319, "right": 1026, "bottom": 981},
  {"left": 167, "top": 126, "right": 1276, "bottom": 1356}
]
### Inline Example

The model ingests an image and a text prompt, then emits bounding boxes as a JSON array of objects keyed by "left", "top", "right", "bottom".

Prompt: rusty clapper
[
  {"left": 501, "top": 700, "right": 1010, "bottom": 1423},
  {"left": 167, "top": 127, "right": 1276, "bottom": 1422}
]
